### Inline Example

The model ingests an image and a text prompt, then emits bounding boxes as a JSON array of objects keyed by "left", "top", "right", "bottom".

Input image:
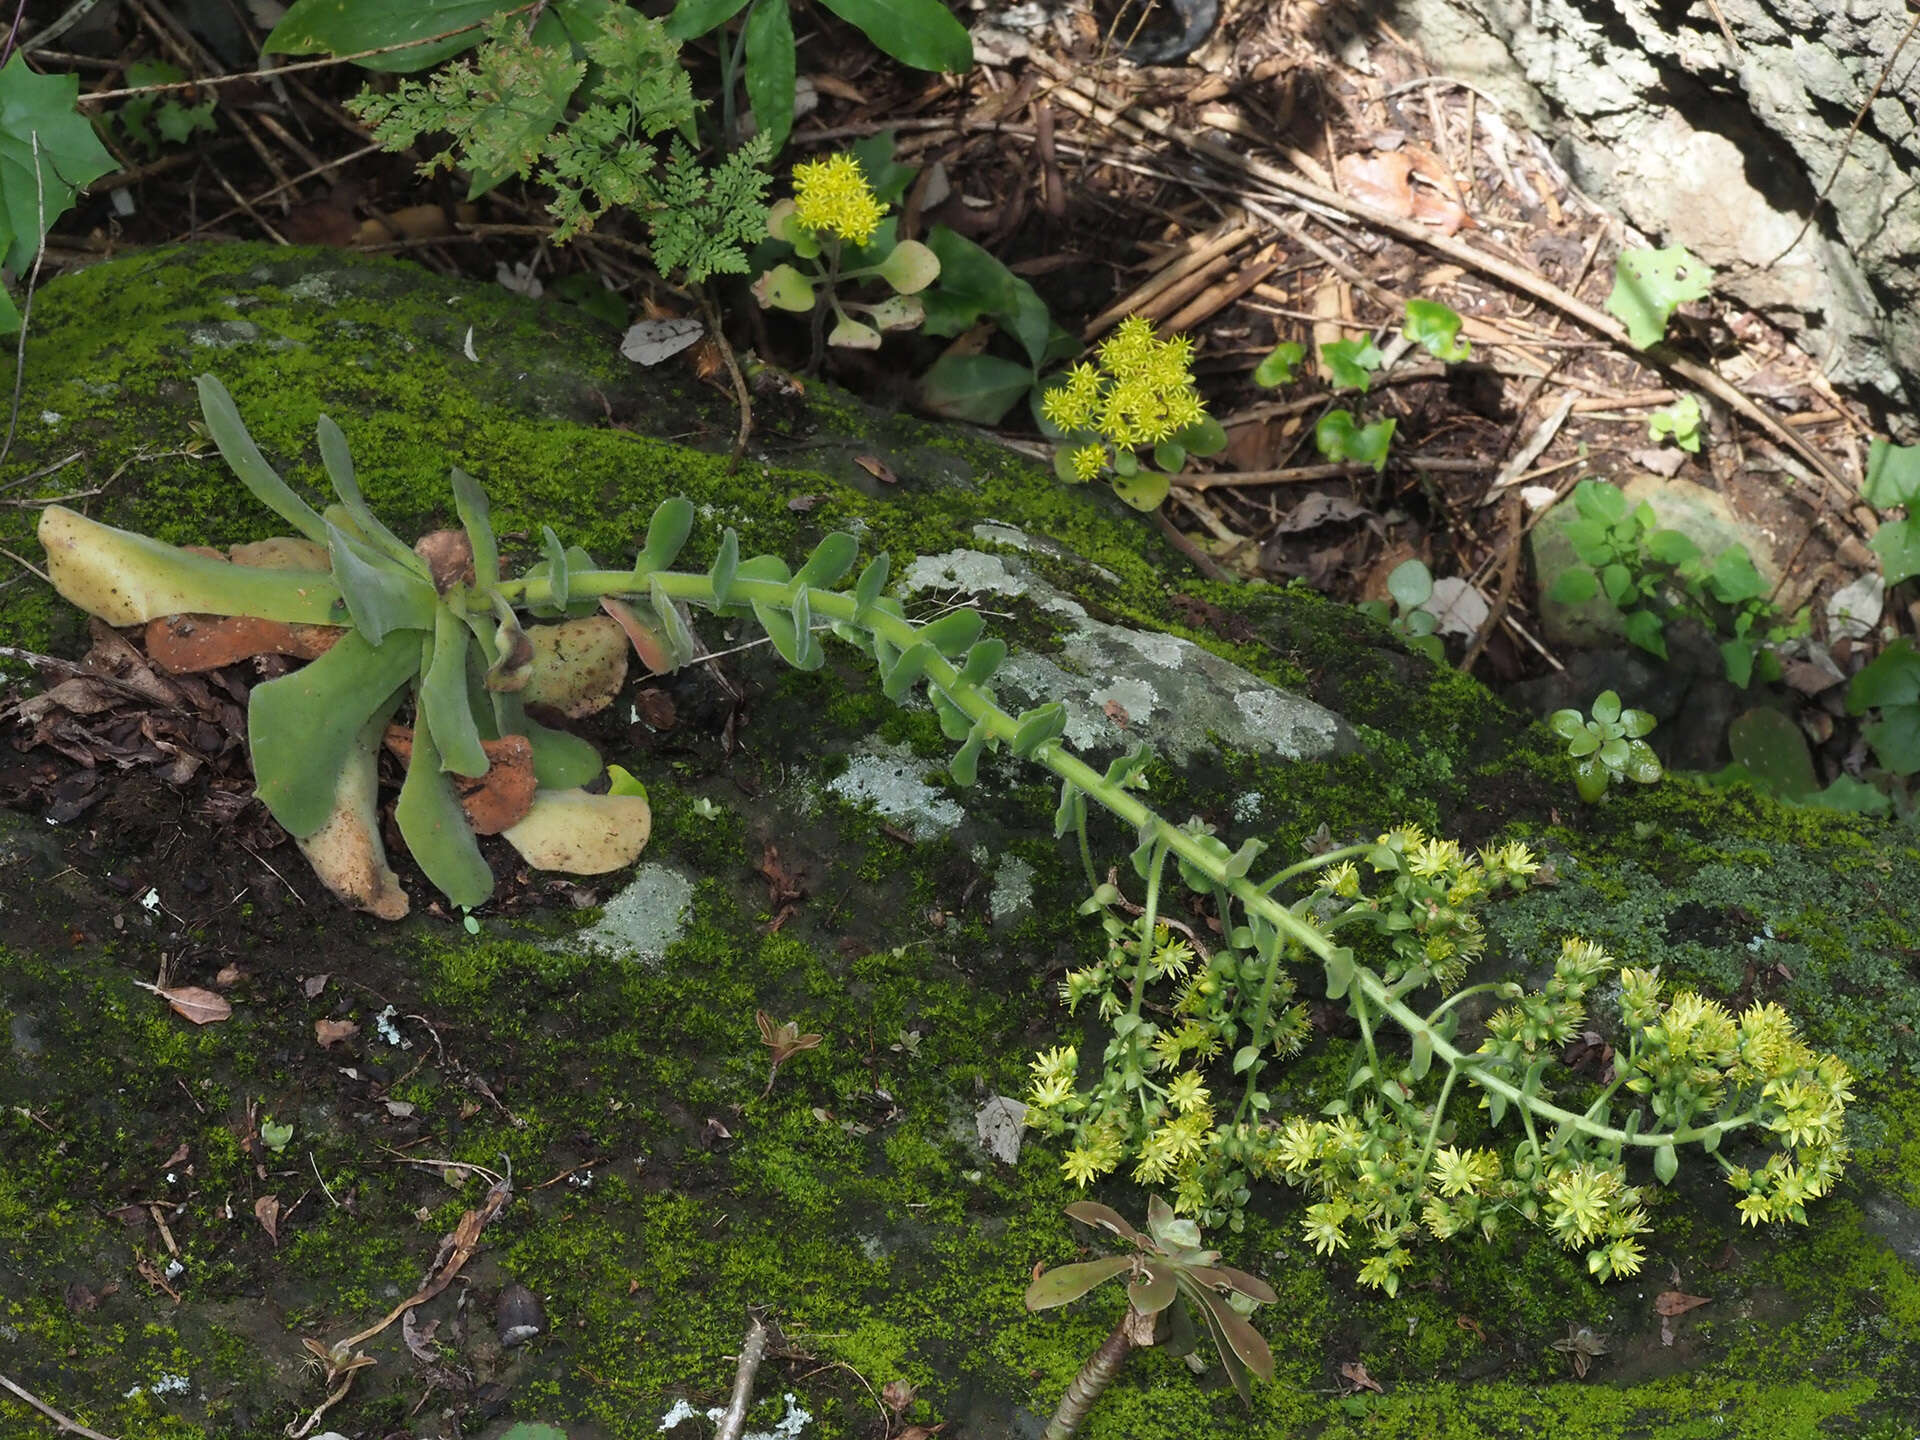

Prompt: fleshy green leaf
[
  {"left": 317, "top": 414, "right": 428, "bottom": 576},
  {"left": 958, "top": 638, "right": 1007, "bottom": 686},
  {"left": 450, "top": 467, "right": 499, "bottom": 586},
  {"left": 918, "top": 608, "right": 985, "bottom": 656},
  {"left": 394, "top": 702, "right": 495, "bottom": 908},
  {"left": 1023, "top": 1256, "right": 1133, "bottom": 1310},
  {"left": 1654, "top": 1143, "right": 1679, "bottom": 1184},
  {"left": 248, "top": 631, "right": 422, "bottom": 838},
  {"left": 1111, "top": 468, "right": 1171, "bottom": 511},
  {"left": 793, "top": 531, "right": 860, "bottom": 589},
  {"left": 709, "top": 528, "right": 740, "bottom": 605},
  {"left": 1387, "top": 559, "right": 1432, "bottom": 611},
  {"left": 196, "top": 376, "right": 330, "bottom": 544},
  {"left": 852, "top": 552, "right": 890, "bottom": 614},
  {"left": 752, "top": 263, "right": 817, "bottom": 312},
  {"left": 420, "top": 609, "right": 489, "bottom": 777},
  {"left": 1011, "top": 702, "right": 1066, "bottom": 758},
  {"left": 326, "top": 521, "right": 438, "bottom": 645},
  {"left": 875, "top": 238, "right": 940, "bottom": 294},
  {"left": 541, "top": 526, "right": 570, "bottom": 610},
  {"left": 949, "top": 721, "right": 989, "bottom": 787},
  {"left": 883, "top": 641, "right": 933, "bottom": 701},
  {"left": 640, "top": 497, "right": 696, "bottom": 573}
]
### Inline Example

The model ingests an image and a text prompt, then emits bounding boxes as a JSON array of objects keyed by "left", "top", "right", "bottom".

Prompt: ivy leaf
[
  {"left": 1402, "top": 298, "right": 1471, "bottom": 361},
  {"left": 1252, "top": 341, "right": 1305, "bottom": 387},
  {"left": 1320, "top": 338, "right": 1383, "bottom": 392},
  {"left": 1869, "top": 517, "right": 1920, "bottom": 587},
  {"left": 1314, "top": 409, "right": 1396, "bottom": 472},
  {"left": 1864, "top": 437, "right": 1920, "bottom": 508},
  {"left": 1606, "top": 245, "right": 1713, "bottom": 349},
  {"left": 0, "top": 56, "right": 117, "bottom": 275}
]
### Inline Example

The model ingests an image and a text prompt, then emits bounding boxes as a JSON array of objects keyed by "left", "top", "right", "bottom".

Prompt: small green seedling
[
  {"left": 1648, "top": 394, "right": 1702, "bottom": 453},
  {"left": 261, "top": 1118, "right": 294, "bottom": 1154},
  {"left": 1549, "top": 690, "right": 1661, "bottom": 802},
  {"left": 1357, "top": 559, "right": 1444, "bottom": 662},
  {"left": 1026, "top": 1198, "right": 1274, "bottom": 1438},
  {"left": 1316, "top": 409, "right": 1397, "bottom": 474}
]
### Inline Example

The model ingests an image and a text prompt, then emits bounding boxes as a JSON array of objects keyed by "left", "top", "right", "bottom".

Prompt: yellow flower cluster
[
  {"left": 790, "top": 152, "right": 885, "bottom": 245},
  {"left": 1041, "top": 316, "right": 1208, "bottom": 468}
]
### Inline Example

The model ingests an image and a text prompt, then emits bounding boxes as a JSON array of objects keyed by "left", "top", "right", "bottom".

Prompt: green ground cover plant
[{"left": 1547, "top": 477, "right": 1804, "bottom": 685}]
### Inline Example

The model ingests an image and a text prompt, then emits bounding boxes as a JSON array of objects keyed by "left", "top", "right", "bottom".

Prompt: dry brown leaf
[
  {"left": 1655, "top": 1291, "right": 1711, "bottom": 1317},
  {"left": 315, "top": 1018, "right": 360, "bottom": 1049},
  {"left": 254, "top": 1194, "right": 281, "bottom": 1244},
  {"left": 135, "top": 982, "right": 232, "bottom": 1026},
  {"left": 1339, "top": 1359, "right": 1385, "bottom": 1393},
  {"left": 303, "top": 974, "right": 330, "bottom": 999},
  {"left": 143, "top": 613, "right": 340, "bottom": 673},
  {"left": 1338, "top": 152, "right": 1416, "bottom": 218}
]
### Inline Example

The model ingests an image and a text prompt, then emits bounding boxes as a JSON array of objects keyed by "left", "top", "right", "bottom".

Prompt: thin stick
[
  {"left": 0, "top": 1371, "right": 119, "bottom": 1440},
  {"left": 713, "top": 1317, "right": 771, "bottom": 1440},
  {"left": 703, "top": 288, "right": 753, "bottom": 470}
]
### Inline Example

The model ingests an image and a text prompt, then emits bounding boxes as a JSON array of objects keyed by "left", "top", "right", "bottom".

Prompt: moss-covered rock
[{"left": 0, "top": 245, "right": 1916, "bottom": 1440}]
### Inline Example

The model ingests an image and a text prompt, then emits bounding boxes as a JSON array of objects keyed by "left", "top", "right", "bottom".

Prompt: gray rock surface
[{"left": 1387, "top": 0, "right": 1920, "bottom": 411}]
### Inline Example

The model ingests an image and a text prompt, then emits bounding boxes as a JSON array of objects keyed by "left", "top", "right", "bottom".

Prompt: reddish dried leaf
[
  {"left": 254, "top": 1194, "right": 281, "bottom": 1244},
  {"left": 1655, "top": 1291, "right": 1711, "bottom": 1317},
  {"left": 1339, "top": 153, "right": 1416, "bottom": 218},
  {"left": 854, "top": 454, "right": 898, "bottom": 484},
  {"left": 136, "top": 982, "right": 232, "bottom": 1025},
  {"left": 315, "top": 1018, "right": 360, "bottom": 1049},
  {"left": 384, "top": 728, "right": 537, "bottom": 834},
  {"left": 144, "top": 613, "right": 340, "bottom": 674}
]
